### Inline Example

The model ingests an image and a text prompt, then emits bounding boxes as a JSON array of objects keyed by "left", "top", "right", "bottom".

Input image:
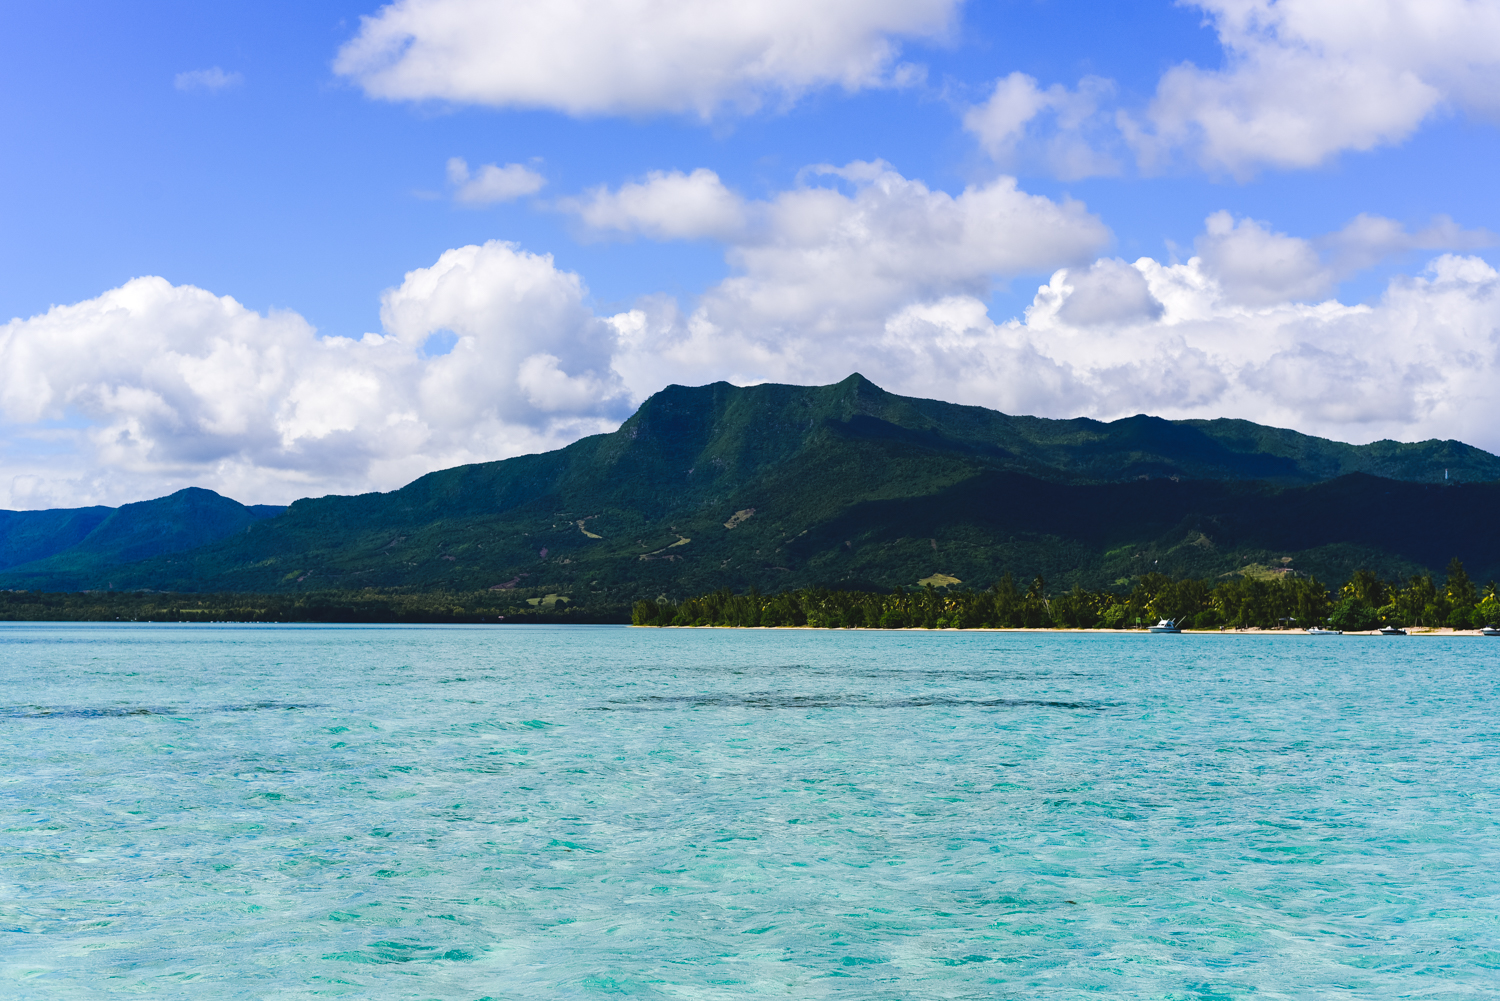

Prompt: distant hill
[
  {"left": 0, "top": 375, "right": 1495, "bottom": 596},
  {"left": 0, "top": 488, "right": 285, "bottom": 589},
  {"left": 0, "top": 505, "right": 113, "bottom": 569}
]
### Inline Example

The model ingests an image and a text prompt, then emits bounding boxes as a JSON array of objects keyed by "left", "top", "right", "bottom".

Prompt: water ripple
[
  {"left": 594, "top": 692, "right": 1111, "bottom": 710},
  {"left": 2, "top": 701, "right": 320, "bottom": 719},
  {"left": 1, "top": 623, "right": 1495, "bottom": 999}
]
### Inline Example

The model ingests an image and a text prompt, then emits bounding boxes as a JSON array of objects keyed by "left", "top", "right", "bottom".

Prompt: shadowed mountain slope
[
  {"left": 0, "top": 506, "right": 113, "bottom": 570},
  {"left": 1, "top": 375, "right": 1495, "bottom": 595},
  {"left": 0, "top": 488, "right": 286, "bottom": 589}
]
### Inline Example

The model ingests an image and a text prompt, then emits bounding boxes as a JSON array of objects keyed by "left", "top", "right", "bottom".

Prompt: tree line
[
  {"left": 0, "top": 589, "right": 626, "bottom": 624},
  {"left": 632, "top": 560, "right": 1500, "bottom": 630}
]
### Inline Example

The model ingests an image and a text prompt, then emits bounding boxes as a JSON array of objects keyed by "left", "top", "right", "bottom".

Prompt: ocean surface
[{"left": 1, "top": 624, "right": 1497, "bottom": 999}]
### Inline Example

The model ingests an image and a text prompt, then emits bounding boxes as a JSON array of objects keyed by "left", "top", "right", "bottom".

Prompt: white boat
[
  {"left": 1306, "top": 627, "right": 1342, "bottom": 635},
  {"left": 1379, "top": 625, "right": 1407, "bottom": 636},
  {"left": 1149, "top": 618, "right": 1181, "bottom": 633},
  {"left": 1483, "top": 625, "right": 1500, "bottom": 637}
]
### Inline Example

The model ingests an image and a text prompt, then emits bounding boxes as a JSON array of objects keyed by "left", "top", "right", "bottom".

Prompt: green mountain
[
  {"left": 0, "top": 488, "right": 285, "bottom": 589},
  {"left": 0, "top": 505, "right": 113, "bottom": 569},
  {"left": 1, "top": 375, "right": 1496, "bottom": 596}
]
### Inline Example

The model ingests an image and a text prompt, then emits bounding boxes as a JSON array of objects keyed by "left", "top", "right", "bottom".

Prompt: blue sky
[{"left": 3, "top": 0, "right": 1500, "bottom": 507}]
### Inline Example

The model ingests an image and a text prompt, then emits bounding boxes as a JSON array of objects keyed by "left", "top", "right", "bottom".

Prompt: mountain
[
  {"left": 0, "top": 488, "right": 286, "bottom": 589},
  {"left": 0, "top": 505, "right": 113, "bottom": 569},
  {"left": 1, "top": 375, "right": 1496, "bottom": 596}
]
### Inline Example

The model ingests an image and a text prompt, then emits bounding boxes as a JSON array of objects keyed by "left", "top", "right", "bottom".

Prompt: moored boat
[
  {"left": 1379, "top": 625, "right": 1407, "bottom": 636},
  {"left": 1483, "top": 625, "right": 1500, "bottom": 636},
  {"left": 1306, "top": 627, "right": 1341, "bottom": 635},
  {"left": 1149, "top": 618, "right": 1181, "bottom": 633}
]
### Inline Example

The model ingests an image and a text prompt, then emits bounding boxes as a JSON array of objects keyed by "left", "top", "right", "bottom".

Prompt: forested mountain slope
[
  {"left": 1, "top": 375, "right": 1495, "bottom": 596},
  {"left": 0, "top": 488, "right": 285, "bottom": 589}
]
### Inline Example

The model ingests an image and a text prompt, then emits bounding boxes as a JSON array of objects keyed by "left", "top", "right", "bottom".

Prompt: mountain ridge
[
  {"left": 0, "top": 488, "right": 286, "bottom": 588},
  {"left": 0, "top": 375, "right": 1495, "bottom": 595}
]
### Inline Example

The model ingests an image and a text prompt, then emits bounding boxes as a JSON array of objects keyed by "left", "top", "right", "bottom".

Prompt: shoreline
[{"left": 636, "top": 624, "right": 1497, "bottom": 636}]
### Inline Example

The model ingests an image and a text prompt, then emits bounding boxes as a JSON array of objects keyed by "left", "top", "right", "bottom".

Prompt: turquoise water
[{"left": 2, "top": 624, "right": 1498, "bottom": 999}]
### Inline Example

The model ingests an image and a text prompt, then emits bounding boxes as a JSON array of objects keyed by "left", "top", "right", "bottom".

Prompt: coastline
[{"left": 633, "top": 624, "right": 1497, "bottom": 635}]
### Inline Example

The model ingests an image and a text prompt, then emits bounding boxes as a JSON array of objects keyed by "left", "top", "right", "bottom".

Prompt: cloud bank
[
  {"left": 0, "top": 244, "right": 628, "bottom": 509},
  {"left": 616, "top": 242, "right": 1500, "bottom": 453},
  {"left": 334, "top": 0, "right": 955, "bottom": 117},
  {"left": 4, "top": 165, "right": 1498, "bottom": 509}
]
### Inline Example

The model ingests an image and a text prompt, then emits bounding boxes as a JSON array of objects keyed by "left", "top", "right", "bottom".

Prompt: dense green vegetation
[
  {"left": 0, "top": 488, "right": 283, "bottom": 587},
  {"left": 4, "top": 562, "right": 1495, "bottom": 629},
  {"left": 2, "top": 376, "right": 1498, "bottom": 599},
  {"left": 634, "top": 561, "right": 1500, "bottom": 631},
  {"left": 0, "top": 589, "right": 625, "bottom": 624},
  {"left": 0, "top": 504, "right": 112, "bottom": 567}
]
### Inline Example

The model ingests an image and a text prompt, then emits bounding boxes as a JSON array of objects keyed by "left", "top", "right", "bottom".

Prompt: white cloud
[
  {"left": 446, "top": 158, "right": 546, "bottom": 205},
  {"left": 0, "top": 244, "right": 628, "bottom": 508},
  {"left": 960, "top": 1, "right": 1500, "bottom": 178},
  {"left": 963, "top": 72, "right": 1119, "bottom": 180},
  {"left": 561, "top": 169, "right": 747, "bottom": 240},
  {"left": 1322, "top": 213, "right": 1496, "bottom": 274},
  {"left": 1190, "top": 210, "right": 1495, "bottom": 306},
  {"left": 713, "top": 161, "right": 1109, "bottom": 321},
  {"left": 378, "top": 241, "right": 628, "bottom": 430},
  {"left": 333, "top": 0, "right": 957, "bottom": 118},
  {"left": 1055, "top": 258, "right": 1163, "bottom": 327},
  {"left": 1195, "top": 210, "right": 1334, "bottom": 306},
  {"left": 571, "top": 160, "right": 1109, "bottom": 355},
  {"left": 1129, "top": 0, "right": 1500, "bottom": 174},
  {"left": 174, "top": 67, "right": 243, "bottom": 92},
  {"left": 607, "top": 161, "right": 1111, "bottom": 395}
]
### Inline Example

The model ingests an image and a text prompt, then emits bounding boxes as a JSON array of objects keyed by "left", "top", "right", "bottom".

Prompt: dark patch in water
[
  {"left": 2, "top": 702, "right": 319, "bottom": 719},
  {"left": 594, "top": 693, "right": 1108, "bottom": 711},
  {"left": 707, "top": 665, "right": 1098, "bottom": 682},
  {"left": 323, "top": 941, "right": 475, "bottom": 964}
]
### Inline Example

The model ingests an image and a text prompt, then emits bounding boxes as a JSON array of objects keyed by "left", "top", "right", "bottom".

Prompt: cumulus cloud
[
  {"left": 1191, "top": 210, "right": 1495, "bottom": 306},
  {"left": 0, "top": 243, "right": 629, "bottom": 508},
  {"left": 960, "top": 1, "right": 1500, "bottom": 178},
  {"left": 174, "top": 67, "right": 243, "bottom": 92},
  {"left": 963, "top": 72, "right": 1119, "bottom": 180},
  {"left": 561, "top": 169, "right": 747, "bottom": 240},
  {"left": 1194, "top": 211, "right": 1334, "bottom": 306},
  {"left": 1129, "top": 0, "right": 1500, "bottom": 174},
  {"left": 599, "top": 164, "right": 1089, "bottom": 394},
  {"left": 1323, "top": 213, "right": 1497, "bottom": 275},
  {"left": 378, "top": 241, "right": 627, "bottom": 427},
  {"left": 1055, "top": 258, "right": 1164, "bottom": 326},
  {"left": 720, "top": 162, "right": 1107, "bottom": 318},
  {"left": 568, "top": 159, "right": 1108, "bottom": 341},
  {"left": 608, "top": 161, "right": 1111, "bottom": 393},
  {"left": 333, "top": 0, "right": 956, "bottom": 118},
  {"left": 446, "top": 158, "right": 546, "bottom": 205}
]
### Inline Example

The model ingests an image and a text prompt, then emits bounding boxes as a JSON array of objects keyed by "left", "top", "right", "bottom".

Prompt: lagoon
[{"left": 2, "top": 623, "right": 1498, "bottom": 999}]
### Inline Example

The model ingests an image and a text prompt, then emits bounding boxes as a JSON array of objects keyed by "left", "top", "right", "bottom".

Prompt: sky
[{"left": 3, "top": 0, "right": 1500, "bottom": 509}]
